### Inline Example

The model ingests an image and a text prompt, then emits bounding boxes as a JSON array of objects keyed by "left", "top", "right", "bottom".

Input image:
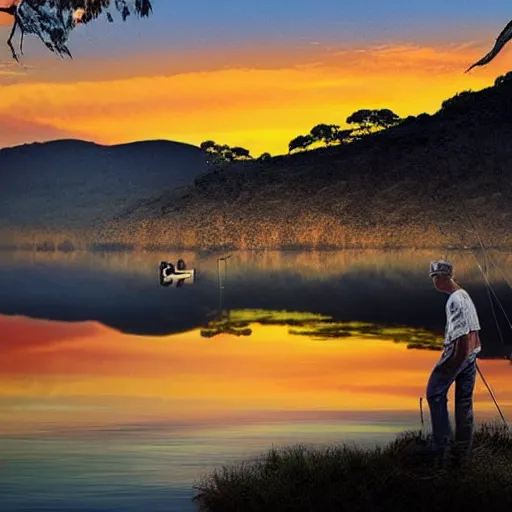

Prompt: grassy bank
[{"left": 193, "top": 422, "right": 512, "bottom": 511}]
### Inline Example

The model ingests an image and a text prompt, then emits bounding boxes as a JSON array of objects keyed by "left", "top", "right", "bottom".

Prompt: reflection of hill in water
[
  {"left": 2, "top": 248, "right": 510, "bottom": 284},
  {"left": 201, "top": 309, "right": 443, "bottom": 351},
  {"left": 0, "top": 249, "right": 510, "bottom": 359}
]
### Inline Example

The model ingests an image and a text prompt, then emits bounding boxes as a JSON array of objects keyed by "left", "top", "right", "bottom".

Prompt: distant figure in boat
[{"left": 159, "top": 259, "right": 196, "bottom": 287}]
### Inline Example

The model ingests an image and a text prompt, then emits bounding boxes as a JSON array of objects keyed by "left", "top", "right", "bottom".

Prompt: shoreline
[{"left": 0, "top": 243, "right": 510, "bottom": 253}]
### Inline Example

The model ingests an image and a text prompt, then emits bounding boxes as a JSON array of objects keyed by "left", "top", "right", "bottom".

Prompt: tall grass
[{"left": 193, "top": 422, "right": 512, "bottom": 511}]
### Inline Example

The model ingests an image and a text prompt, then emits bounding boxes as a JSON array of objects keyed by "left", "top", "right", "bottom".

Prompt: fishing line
[
  {"left": 427, "top": 185, "right": 509, "bottom": 425},
  {"left": 476, "top": 362, "right": 508, "bottom": 426}
]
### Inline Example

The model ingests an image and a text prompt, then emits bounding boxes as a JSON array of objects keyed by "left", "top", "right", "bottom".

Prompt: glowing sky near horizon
[{"left": 1, "top": 1, "right": 512, "bottom": 155}]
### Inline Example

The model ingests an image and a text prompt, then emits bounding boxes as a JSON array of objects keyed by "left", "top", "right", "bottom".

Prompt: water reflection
[
  {"left": 0, "top": 249, "right": 511, "bottom": 358},
  {"left": 200, "top": 309, "right": 443, "bottom": 350},
  {"left": 2, "top": 316, "right": 510, "bottom": 434},
  {"left": 200, "top": 254, "right": 253, "bottom": 337},
  {"left": 1, "top": 297, "right": 511, "bottom": 510}
]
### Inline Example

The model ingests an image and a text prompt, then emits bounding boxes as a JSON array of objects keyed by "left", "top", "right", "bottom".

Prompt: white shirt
[{"left": 437, "top": 288, "right": 481, "bottom": 366}]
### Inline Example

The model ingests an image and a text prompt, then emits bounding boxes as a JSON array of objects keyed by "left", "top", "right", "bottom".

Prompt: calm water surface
[{"left": 1, "top": 249, "right": 511, "bottom": 511}]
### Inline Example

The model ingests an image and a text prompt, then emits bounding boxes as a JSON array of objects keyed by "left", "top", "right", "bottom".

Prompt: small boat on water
[{"left": 159, "top": 259, "right": 196, "bottom": 287}]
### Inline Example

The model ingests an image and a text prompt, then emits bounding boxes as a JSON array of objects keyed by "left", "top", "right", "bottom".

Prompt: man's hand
[{"left": 437, "top": 334, "right": 476, "bottom": 375}]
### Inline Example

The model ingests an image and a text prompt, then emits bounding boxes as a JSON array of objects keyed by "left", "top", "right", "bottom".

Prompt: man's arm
[{"left": 438, "top": 331, "right": 479, "bottom": 373}]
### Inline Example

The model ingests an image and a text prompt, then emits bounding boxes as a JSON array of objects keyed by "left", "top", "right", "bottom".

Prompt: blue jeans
[{"left": 426, "top": 353, "right": 477, "bottom": 456}]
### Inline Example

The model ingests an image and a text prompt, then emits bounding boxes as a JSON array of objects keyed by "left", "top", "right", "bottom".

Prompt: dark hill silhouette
[
  {"left": 0, "top": 138, "right": 207, "bottom": 232},
  {"left": 115, "top": 74, "right": 512, "bottom": 250}
]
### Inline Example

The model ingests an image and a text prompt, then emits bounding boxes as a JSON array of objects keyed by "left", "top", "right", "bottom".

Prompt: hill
[
  {"left": 0, "top": 139, "right": 206, "bottom": 241},
  {"left": 107, "top": 74, "right": 512, "bottom": 251}
]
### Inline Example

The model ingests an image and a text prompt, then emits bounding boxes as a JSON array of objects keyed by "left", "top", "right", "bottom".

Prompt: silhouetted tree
[
  {"left": 346, "top": 108, "right": 401, "bottom": 136},
  {"left": 288, "top": 134, "right": 314, "bottom": 153},
  {"left": 373, "top": 109, "right": 402, "bottom": 129},
  {"left": 400, "top": 115, "right": 416, "bottom": 126},
  {"left": 257, "top": 152, "right": 272, "bottom": 161},
  {"left": 466, "top": 18, "right": 512, "bottom": 72},
  {"left": 199, "top": 140, "right": 253, "bottom": 165},
  {"left": 310, "top": 123, "right": 340, "bottom": 146},
  {"left": 346, "top": 109, "right": 373, "bottom": 135},
  {"left": 495, "top": 71, "right": 512, "bottom": 87},
  {"left": 440, "top": 91, "right": 475, "bottom": 114},
  {"left": 334, "top": 128, "right": 354, "bottom": 145},
  {"left": 230, "top": 146, "right": 253, "bottom": 160},
  {"left": 200, "top": 140, "right": 217, "bottom": 153},
  {"left": 200, "top": 140, "right": 221, "bottom": 165},
  {"left": 0, "top": 0, "right": 152, "bottom": 61}
]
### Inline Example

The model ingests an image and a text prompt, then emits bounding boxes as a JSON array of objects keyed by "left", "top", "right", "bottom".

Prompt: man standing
[{"left": 425, "top": 259, "right": 482, "bottom": 466}]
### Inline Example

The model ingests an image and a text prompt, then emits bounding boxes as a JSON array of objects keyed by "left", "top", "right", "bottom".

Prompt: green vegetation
[
  {"left": 228, "top": 309, "right": 332, "bottom": 324},
  {"left": 200, "top": 140, "right": 255, "bottom": 167},
  {"left": 200, "top": 310, "right": 330, "bottom": 338},
  {"left": 201, "top": 108, "right": 403, "bottom": 160},
  {"left": 288, "top": 109, "right": 402, "bottom": 153},
  {"left": 193, "top": 422, "right": 512, "bottom": 512},
  {"left": 198, "top": 309, "right": 443, "bottom": 349},
  {"left": 1, "top": 1, "right": 153, "bottom": 61},
  {"left": 289, "top": 322, "right": 443, "bottom": 350},
  {"left": 196, "top": 71, "right": 512, "bottom": 163}
]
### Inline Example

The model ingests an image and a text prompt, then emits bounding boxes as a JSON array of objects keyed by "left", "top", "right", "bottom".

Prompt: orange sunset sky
[{"left": 0, "top": 1, "right": 512, "bottom": 155}]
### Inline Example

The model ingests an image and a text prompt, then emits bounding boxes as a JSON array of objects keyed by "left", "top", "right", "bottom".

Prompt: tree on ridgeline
[
  {"left": 372, "top": 108, "right": 402, "bottom": 129},
  {"left": 333, "top": 128, "right": 354, "bottom": 145},
  {"left": 257, "top": 152, "right": 272, "bottom": 162},
  {"left": 466, "top": 18, "right": 512, "bottom": 72},
  {"left": 230, "top": 146, "right": 252, "bottom": 160},
  {"left": 0, "top": 0, "right": 152, "bottom": 61},
  {"left": 439, "top": 91, "right": 476, "bottom": 115},
  {"left": 287, "top": 109, "right": 400, "bottom": 155},
  {"left": 309, "top": 123, "right": 341, "bottom": 146},
  {"left": 199, "top": 140, "right": 253, "bottom": 166},
  {"left": 495, "top": 71, "right": 512, "bottom": 86},
  {"left": 346, "top": 108, "right": 402, "bottom": 138},
  {"left": 288, "top": 134, "right": 314, "bottom": 153}
]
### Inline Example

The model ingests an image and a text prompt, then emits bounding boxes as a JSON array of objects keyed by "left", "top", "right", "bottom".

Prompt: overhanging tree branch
[
  {"left": 466, "top": 18, "right": 512, "bottom": 72},
  {"left": 1, "top": 0, "right": 153, "bottom": 62}
]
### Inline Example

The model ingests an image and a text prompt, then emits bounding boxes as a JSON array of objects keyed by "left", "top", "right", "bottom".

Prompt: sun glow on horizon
[{"left": 0, "top": 38, "right": 507, "bottom": 154}]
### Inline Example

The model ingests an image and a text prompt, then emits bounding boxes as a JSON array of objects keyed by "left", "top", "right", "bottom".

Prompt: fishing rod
[
  {"left": 476, "top": 362, "right": 508, "bottom": 426},
  {"left": 450, "top": 188, "right": 510, "bottom": 426},
  {"left": 453, "top": 188, "right": 512, "bottom": 343}
]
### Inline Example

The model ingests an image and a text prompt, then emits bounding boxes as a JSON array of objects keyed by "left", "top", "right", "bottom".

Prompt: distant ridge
[
  {"left": 114, "top": 75, "right": 512, "bottom": 250},
  {"left": 0, "top": 138, "right": 207, "bottom": 233}
]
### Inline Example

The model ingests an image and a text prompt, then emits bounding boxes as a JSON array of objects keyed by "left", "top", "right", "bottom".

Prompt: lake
[{"left": 1, "top": 248, "right": 511, "bottom": 511}]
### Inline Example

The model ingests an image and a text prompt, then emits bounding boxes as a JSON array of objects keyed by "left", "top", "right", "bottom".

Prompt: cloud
[
  {"left": 0, "top": 114, "right": 90, "bottom": 147},
  {"left": 0, "top": 53, "right": 24, "bottom": 78},
  {"left": 0, "top": 40, "right": 504, "bottom": 155}
]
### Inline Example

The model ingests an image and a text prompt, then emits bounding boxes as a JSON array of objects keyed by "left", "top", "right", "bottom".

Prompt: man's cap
[{"left": 429, "top": 259, "right": 453, "bottom": 278}]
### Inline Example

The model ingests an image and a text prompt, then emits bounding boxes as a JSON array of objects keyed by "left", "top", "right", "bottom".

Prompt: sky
[{"left": 1, "top": 1, "right": 512, "bottom": 155}]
